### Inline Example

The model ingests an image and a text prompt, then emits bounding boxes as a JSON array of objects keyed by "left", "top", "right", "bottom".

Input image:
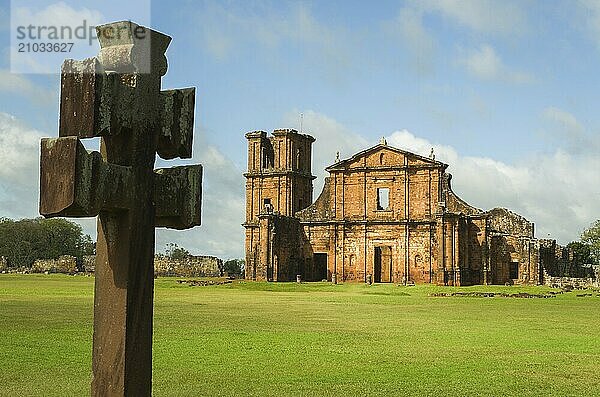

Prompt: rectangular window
[
  {"left": 263, "top": 198, "right": 272, "bottom": 213},
  {"left": 377, "top": 188, "right": 390, "bottom": 210}
]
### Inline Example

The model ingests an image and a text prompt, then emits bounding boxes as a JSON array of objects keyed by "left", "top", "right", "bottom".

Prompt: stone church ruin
[{"left": 244, "top": 128, "right": 564, "bottom": 286}]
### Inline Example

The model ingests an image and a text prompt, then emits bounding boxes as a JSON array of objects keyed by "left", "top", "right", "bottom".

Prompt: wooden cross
[{"left": 39, "top": 21, "right": 202, "bottom": 396}]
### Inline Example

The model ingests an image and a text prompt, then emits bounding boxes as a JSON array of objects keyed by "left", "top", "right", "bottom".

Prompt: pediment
[{"left": 326, "top": 143, "right": 445, "bottom": 171}]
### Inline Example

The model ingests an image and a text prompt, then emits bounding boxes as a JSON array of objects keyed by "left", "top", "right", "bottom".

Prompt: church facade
[{"left": 243, "top": 129, "right": 541, "bottom": 286}]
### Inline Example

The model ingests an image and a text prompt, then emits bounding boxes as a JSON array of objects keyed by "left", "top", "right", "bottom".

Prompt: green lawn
[{"left": 1, "top": 275, "right": 599, "bottom": 396}]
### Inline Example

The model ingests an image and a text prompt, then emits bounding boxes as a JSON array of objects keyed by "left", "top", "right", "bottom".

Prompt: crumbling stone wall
[
  {"left": 480, "top": 208, "right": 539, "bottom": 285},
  {"left": 539, "top": 239, "right": 594, "bottom": 279},
  {"left": 82, "top": 255, "right": 95, "bottom": 273},
  {"left": 79, "top": 254, "right": 223, "bottom": 277},
  {"left": 542, "top": 269, "right": 598, "bottom": 288},
  {"left": 0, "top": 256, "right": 7, "bottom": 272},
  {"left": 154, "top": 255, "right": 223, "bottom": 277},
  {"left": 486, "top": 208, "right": 534, "bottom": 238},
  {"left": 32, "top": 255, "right": 78, "bottom": 273}
]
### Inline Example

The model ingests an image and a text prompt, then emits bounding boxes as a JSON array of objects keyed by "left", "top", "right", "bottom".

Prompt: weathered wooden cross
[{"left": 39, "top": 21, "right": 202, "bottom": 396}]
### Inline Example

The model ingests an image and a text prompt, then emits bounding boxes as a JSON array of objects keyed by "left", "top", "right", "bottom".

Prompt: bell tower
[{"left": 243, "top": 128, "right": 315, "bottom": 280}]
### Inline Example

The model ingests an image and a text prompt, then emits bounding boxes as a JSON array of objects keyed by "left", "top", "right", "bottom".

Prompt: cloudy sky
[{"left": 0, "top": 0, "right": 599, "bottom": 259}]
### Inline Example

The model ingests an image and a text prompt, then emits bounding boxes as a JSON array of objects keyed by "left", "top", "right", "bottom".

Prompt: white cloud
[
  {"left": 543, "top": 107, "right": 583, "bottom": 134},
  {"left": 0, "top": 113, "right": 97, "bottom": 239},
  {"left": 12, "top": 1, "right": 104, "bottom": 29},
  {"left": 387, "top": 1, "right": 529, "bottom": 76},
  {"left": 458, "top": 44, "right": 534, "bottom": 83},
  {"left": 411, "top": 0, "right": 527, "bottom": 35},
  {"left": 386, "top": 129, "right": 600, "bottom": 244},
  {"left": 0, "top": 113, "right": 44, "bottom": 219}
]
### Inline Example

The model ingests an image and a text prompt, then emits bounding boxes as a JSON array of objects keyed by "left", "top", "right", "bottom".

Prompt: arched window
[
  {"left": 379, "top": 153, "right": 384, "bottom": 165},
  {"left": 297, "top": 149, "right": 302, "bottom": 170},
  {"left": 261, "top": 147, "right": 267, "bottom": 169}
]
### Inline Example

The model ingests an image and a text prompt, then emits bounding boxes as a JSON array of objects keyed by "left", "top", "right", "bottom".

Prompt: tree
[
  {"left": 223, "top": 259, "right": 244, "bottom": 278},
  {"left": 566, "top": 241, "right": 595, "bottom": 277},
  {"left": 0, "top": 217, "right": 94, "bottom": 267},
  {"left": 581, "top": 220, "right": 600, "bottom": 264},
  {"left": 165, "top": 243, "right": 190, "bottom": 261}
]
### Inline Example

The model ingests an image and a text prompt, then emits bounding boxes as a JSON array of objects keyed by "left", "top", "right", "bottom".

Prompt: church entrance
[
  {"left": 374, "top": 246, "right": 392, "bottom": 283},
  {"left": 313, "top": 253, "right": 328, "bottom": 281}
]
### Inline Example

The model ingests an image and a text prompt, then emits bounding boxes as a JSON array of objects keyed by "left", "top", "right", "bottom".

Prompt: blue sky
[{"left": 0, "top": 0, "right": 599, "bottom": 259}]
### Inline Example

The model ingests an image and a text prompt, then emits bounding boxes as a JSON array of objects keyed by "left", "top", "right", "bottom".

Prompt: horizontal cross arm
[{"left": 40, "top": 137, "right": 132, "bottom": 217}]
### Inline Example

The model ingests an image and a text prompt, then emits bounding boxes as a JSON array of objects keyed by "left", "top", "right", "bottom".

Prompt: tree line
[
  {"left": 557, "top": 220, "right": 600, "bottom": 277},
  {"left": 0, "top": 217, "right": 94, "bottom": 268}
]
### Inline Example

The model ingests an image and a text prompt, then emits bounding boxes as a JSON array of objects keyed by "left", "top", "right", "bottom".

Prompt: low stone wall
[
  {"left": 543, "top": 270, "right": 598, "bottom": 289},
  {"left": 32, "top": 255, "right": 78, "bottom": 274},
  {"left": 18, "top": 254, "right": 225, "bottom": 277},
  {"left": 154, "top": 255, "right": 223, "bottom": 277},
  {"left": 81, "top": 255, "right": 95, "bottom": 273}
]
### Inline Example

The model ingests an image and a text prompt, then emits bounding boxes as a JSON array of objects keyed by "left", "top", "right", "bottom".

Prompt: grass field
[{"left": 1, "top": 275, "right": 599, "bottom": 396}]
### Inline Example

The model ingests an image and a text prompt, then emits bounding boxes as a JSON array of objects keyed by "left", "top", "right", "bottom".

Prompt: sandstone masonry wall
[
  {"left": 154, "top": 255, "right": 223, "bottom": 277},
  {"left": 32, "top": 255, "right": 78, "bottom": 273}
]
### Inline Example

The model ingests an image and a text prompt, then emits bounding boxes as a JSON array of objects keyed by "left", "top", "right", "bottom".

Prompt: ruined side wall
[
  {"left": 543, "top": 270, "right": 598, "bottom": 288},
  {"left": 32, "top": 255, "right": 78, "bottom": 273},
  {"left": 486, "top": 208, "right": 534, "bottom": 238},
  {"left": 484, "top": 207, "right": 539, "bottom": 285},
  {"left": 82, "top": 255, "right": 95, "bottom": 273},
  {"left": 297, "top": 177, "right": 334, "bottom": 221},
  {"left": 154, "top": 255, "right": 222, "bottom": 277},
  {"left": 539, "top": 239, "right": 594, "bottom": 278},
  {"left": 488, "top": 235, "right": 539, "bottom": 285},
  {"left": 81, "top": 254, "right": 223, "bottom": 277}
]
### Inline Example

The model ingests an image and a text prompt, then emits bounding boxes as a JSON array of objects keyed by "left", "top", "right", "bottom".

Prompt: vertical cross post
[{"left": 39, "top": 21, "right": 201, "bottom": 396}]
